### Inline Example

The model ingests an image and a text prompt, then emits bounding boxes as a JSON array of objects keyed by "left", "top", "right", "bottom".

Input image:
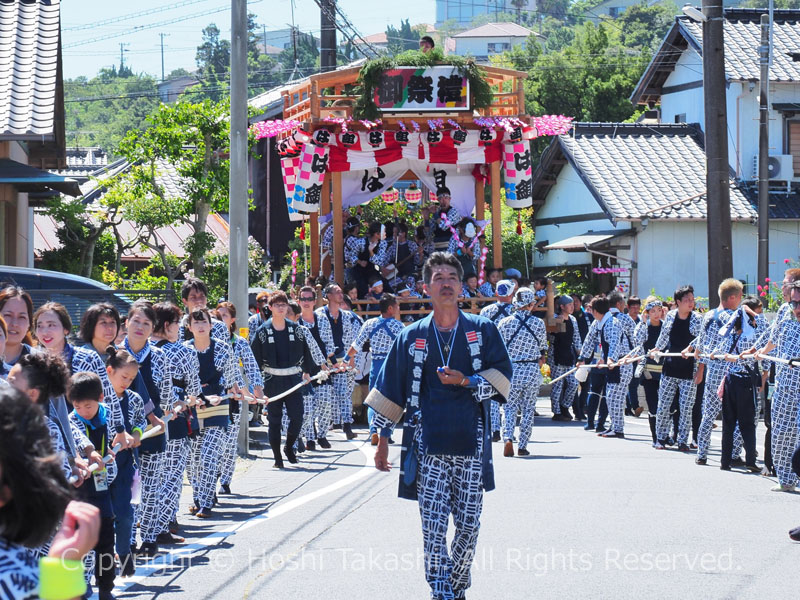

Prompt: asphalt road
[{"left": 112, "top": 400, "right": 800, "bottom": 600}]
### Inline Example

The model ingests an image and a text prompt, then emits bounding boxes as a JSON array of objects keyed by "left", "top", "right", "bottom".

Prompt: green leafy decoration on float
[{"left": 353, "top": 48, "right": 494, "bottom": 120}]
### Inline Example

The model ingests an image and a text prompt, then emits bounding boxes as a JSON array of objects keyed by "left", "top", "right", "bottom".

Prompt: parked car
[{"left": 0, "top": 266, "right": 133, "bottom": 334}]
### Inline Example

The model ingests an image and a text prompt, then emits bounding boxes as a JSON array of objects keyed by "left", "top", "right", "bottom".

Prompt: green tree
[
  {"left": 195, "top": 23, "right": 231, "bottom": 100},
  {"left": 115, "top": 100, "right": 231, "bottom": 286},
  {"left": 510, "top": 0, "right": 528, "bottom": 23},
  {"left": 538, "top": 0, "right": 570, "bottom": 21},
  {"left": 277, "top": 30, "right": 319, "bottom": 81},
  {"left": 386, "top": 19, "right": 420, "bottom": 56},
  {"left": 617, "top": 1, "right": 678, "bottom": 51},
  {"left": 506, "top": 21, "right": 648, "bottom": 123},
  {"left": 64, "top": 68, "right": 160, "bottom": 154}
]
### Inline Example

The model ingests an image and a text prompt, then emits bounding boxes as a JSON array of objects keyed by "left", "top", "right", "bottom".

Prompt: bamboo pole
[
  {"left": 490, "top": 161, "right": 502, "bottom": 268},
  {"left": 332, "top": 171, "right": 344, "bottom": 286},
  {"left": 321, "top": 173, "right": 331, "bottom": 278}
]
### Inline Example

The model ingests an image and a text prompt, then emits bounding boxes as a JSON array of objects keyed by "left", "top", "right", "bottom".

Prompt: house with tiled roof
[
  {"left": 34, "top": 157, "right": 230, "bottom": 269},
  {"left": 531, "top": 8, "right": 800, "bottom": 298},
  {"left": 0, "top": 0, "right": 78, "bottom": 266},
  {"left": 453, "top": 22, "right": 539, "bottom": 64}
]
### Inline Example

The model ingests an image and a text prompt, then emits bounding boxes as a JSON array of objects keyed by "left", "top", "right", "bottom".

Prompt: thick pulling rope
[
  {"left": 558, "top": 350, "right": 776, "bottom": 386},
  {"left": 68, "top": 442, "right": 122, "bottom": 485}
]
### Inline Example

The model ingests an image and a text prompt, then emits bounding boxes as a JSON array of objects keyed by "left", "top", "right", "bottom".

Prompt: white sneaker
[
  {"left": 653, "top": 442, "right": 664, "bottom": 450},
  {"left": 771, "top": 483, "right": 797, "bottom": 492}
]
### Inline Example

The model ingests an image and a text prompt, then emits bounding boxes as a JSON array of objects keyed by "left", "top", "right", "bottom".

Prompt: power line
[
  {"left": 63, "top": 1, "right": 263, "bottom": 49},
  {"left": 63, "top": 0, "right": 214, "bottom": 32}
]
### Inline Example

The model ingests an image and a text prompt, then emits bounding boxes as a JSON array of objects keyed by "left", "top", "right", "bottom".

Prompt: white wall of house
[
  {"left": 453, "top": 36, "right": 527, "bottom": 58},
  {"left": 660, "top": 48, "right": 800, "bottom": 179},
  {"left": 635, "top": 220, "right": 799, "bottom": 299},
  {"left": 533, "top": 162, "right": 629, "bottom": 269},
  {"left": 658, "top": 47, "right": 704, "bottom": 126},
  {"left": 735, "top": 82, "right": 800, "bottom": 181},
  {"left": 534, "top": 161, "right": 800, "bottom": 298}
]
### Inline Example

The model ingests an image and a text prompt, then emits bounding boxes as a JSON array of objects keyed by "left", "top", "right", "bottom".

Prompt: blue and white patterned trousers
[
  {"left": 150, "top": 437, "right": 191, "bottom": 538},
  {"left": 697, "top": 366, "right": 746, "bottom": 460},
  {"left": 771, "top": 382, "right": 799, "bottom": 487},
  {"left": 220, "top": 412, "right": 241, "bottom": 486},
  {"left": 490, "top": 400, "right": 501, "bottom": 433},
  {"left": 416, "top": 421, "right": 484, "bottom": 600},
  {"left": 503, "top": 363, "right": 540, "bottom": 450},
  {"left": 332, "top": 371, "right": 355, "bottom": 424},
  {"left": 550, "top": 364, "right": 577, "bottom": 415},
  {"left": 655, "top": 375, "right": 697, "bottom": 444},
  {"left": 191, "top": 426, "right": 227, "bottom": 510},
  {"left": 134, "top": 452, "right": 165, "bottom": 546},
  {"left": 605, "top": 365, "right": 634, "bottom": 434},
  {"left": 311, "top": 383, "right": 334, "bottom": 439}
]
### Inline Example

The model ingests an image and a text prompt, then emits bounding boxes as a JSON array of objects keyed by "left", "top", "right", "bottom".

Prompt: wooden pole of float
[
  {"left": 332, "top": 171, "right": 345, "bottom": 286},
  {"left": 475, "top": 177, "right": 485, "bottom": 222},
  {"left": 490, "top": 160, "right": 502, "bottom": 268},
  {"left": 310, "top": 212, "right": 319, "bottom": 277},
  {"left": 321, "top": 173, "right": 331, "bottom": 278}
]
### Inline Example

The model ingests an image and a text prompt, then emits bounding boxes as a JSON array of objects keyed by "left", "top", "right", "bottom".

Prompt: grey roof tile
[
  {"left": 681, "top": 9, "right": 800, "bottom": 82},
  {"left": 0, "top": 0, "right": 60, "bottom": 137},
  {"left": 555, "top": 123, "right": 757, "bottom": 222}
]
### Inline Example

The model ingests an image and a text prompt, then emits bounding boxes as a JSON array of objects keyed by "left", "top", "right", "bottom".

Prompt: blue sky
[{"left": 61, "top": 0, "right": 435, "bottom": 80}]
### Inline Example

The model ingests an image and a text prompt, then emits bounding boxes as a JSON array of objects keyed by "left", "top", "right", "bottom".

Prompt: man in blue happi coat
[{"left": 366, "top": 252, "right": 513, "bottom": 600}]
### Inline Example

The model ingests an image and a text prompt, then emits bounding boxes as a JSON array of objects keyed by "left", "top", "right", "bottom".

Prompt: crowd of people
[
  {"left": 318, "top": 192, "right": 538, "bottom": 307},
  {"left": 0, "top": 275, "right": 378, "bottom": 599},
  {"left": 2, "top": 257, "right": 800, "bottom": 599}
]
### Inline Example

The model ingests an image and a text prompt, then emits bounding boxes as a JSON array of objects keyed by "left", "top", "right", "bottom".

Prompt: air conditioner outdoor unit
[{"left": 752, "top": 154, "right": 794, "bottom": 181}]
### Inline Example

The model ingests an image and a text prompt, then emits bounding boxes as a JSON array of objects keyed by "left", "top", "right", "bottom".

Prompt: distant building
[
  {"left": 435, "top": 0, "right": 537, "bottom": 28},
  {"left": 157, "top": 75, "right": 200, "bottom": 103},
  {"left": 261, "top": 28, "right": 319, "bottom": 52},
  {"left": 452, "top": 22, "right": 537, "bottom": 63}
]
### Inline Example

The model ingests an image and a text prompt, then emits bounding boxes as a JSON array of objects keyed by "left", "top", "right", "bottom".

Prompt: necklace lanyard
[{"left": 434, "top": 320, "right": 459, "bottom": 368}]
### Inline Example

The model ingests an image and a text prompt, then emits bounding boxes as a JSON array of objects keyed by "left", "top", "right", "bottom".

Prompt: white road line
[{"left": 110, "top": 440, "right": 393, "bottom": 595}]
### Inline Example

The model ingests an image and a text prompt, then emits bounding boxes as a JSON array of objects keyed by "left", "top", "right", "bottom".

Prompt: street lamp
[{"left": 682, "top": 4, "right": 707, "bottom": 22}]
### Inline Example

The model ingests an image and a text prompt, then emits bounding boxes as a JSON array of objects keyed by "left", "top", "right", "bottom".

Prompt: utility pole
[
  {"left": 320, "top": 0, "right": 337, "bottom": 73},
  {"left": 229, "top": 0, "right": 249, "bottom": 456},
  {"left": 757, "top": 13, "right": 770, "bottom": 286},
  {"left": 119, "top": 43, "right": 129, "bottom": 70},
  {"left": 159, "top": 33, "right": 169, "bottom": 81},
  {"left": 701, "top": 0, "right": 733, "bottom": 306}
]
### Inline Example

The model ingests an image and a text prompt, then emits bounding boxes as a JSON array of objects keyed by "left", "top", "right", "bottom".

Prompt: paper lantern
[
  {"left": 428, "top": 191, "right": 438, "bottom": 203},
  {"left": 312, "top": 128, "right": 332, "bottom": 146},
  {"left": 478, "top": 127, "right": 497, "bottom": 145},
  {"left": 382, "top": 187, "right": 399, "bottom": 204},
  {"left": 394, "top": 130, "right": 410, "bottom": 145},
  {"left": 426, "top": 130, "right": 443, "bottom": 146},
  {"left": 522, "top": 125, "right": 538, "bottom": 140},
  {"left": 367, "top": 129, "right": 385, "bottom": 148},
  {"left": 294, "top": 129, "right": 311, "bottom": 144},
  {"left": 339, "top": 131, "right": 358, "bottom": 147},
  {"left": 451, "top": 129, "right": 468, "bottom": 146},
  {"left": 405, "top": 186, "right": 422, "bottom": 204}
]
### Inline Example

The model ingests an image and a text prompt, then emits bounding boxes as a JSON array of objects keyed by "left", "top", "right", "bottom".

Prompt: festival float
[{"left": 250, "top": 49, "right": 572, "bottom": 308}]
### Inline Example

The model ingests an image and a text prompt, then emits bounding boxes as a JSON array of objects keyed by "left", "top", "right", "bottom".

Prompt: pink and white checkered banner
[
  {"left": 502, "top": 141, "right": 533, "bottom": 209},
  {"left": 280, "top": 154, "right": 304, "bottom": 222},
  {"left": 292, "top": 144, "right": 330, "bottom": 212}
]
